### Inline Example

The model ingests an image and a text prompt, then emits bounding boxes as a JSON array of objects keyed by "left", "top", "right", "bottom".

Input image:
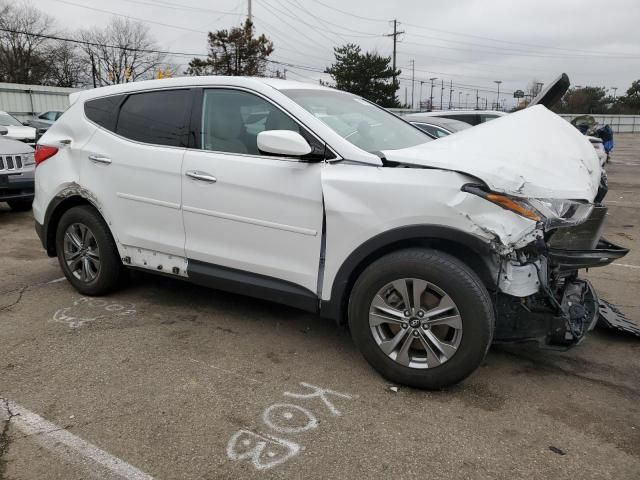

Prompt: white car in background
[
  {"left": 0, "top": 132, "right": 35, "bottom": 211},
  {"left": 33, "top": 76, "right": 626, "bottom": 389},
  {"left": 0, "top": 111, "right": 36, "bottom": 146}
]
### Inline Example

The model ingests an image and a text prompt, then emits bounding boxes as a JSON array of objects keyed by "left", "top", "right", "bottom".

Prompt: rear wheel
[
  {"left": 348, "top": 248, "right": 494, "bottom": 389},
  {"left": 7, "top": 199, "right": 32, "bottom": 211},
  {"left": 55, "top": 206, "right": 123, "bottom": 295}
]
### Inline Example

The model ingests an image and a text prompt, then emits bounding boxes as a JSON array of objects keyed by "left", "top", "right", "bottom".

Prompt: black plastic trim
[
  {"left": 548, "top": 238, "right": 629, "bottom": 270},
  {"left": 320, "top": 225, "right": 497, "bottom": 322},
  {"left": 187, "top": 259, "right": 319, "bottom": 313}
]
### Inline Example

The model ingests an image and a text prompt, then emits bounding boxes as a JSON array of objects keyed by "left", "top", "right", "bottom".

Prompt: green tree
[
  {"left": 612, "top": 80, "right": 640, "bottom": 114},
  {"left": 325, "top": 44, "right": 400, "bottom": 107},
  {"left": 552, "top": 86, "right": 609, "bottom": 114},
  {"left": 187, "top": 20, "right": 273, "bottom": 76}
]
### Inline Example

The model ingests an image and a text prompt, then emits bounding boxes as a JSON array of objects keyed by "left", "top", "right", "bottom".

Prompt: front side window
[
  {"left": 40, "top": 111, "right": 57, "bottom": 121},
  {"left": 116, "top": 89, "right": 190, "bottom": 147},
  {"left": 0, "top": 112, "right": 23, "bottom": 127},
  {"left": 281, "top": 89, "right": 430, "bottom": 153},
  {"left": 200, "top": 89, "right": 300, "bottom": 155},
  {"left": 414, "top": 123, "right": 449, "bottom": 138}
]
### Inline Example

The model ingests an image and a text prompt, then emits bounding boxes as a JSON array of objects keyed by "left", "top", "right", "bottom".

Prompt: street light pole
[
  {"left": 440, "top": 80, "right": 444, "bottom": 110},
  {"left": 429, "top": 77, "right": 437, "bottom": 111},
  {"left": 494, "top": 80, "right": 502, "bottom": 110},
  {"left": 419, "top": 81, "right": 424, "bottom": 111}
]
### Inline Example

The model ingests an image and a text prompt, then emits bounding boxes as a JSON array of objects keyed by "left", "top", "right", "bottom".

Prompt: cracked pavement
[{"left": 0, "top": 136, "right": 639, "bottom": 479}]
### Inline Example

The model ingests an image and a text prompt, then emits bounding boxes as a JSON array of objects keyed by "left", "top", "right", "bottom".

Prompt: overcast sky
[{"left": 35, "top": 0, "right": 640, "bottom": 108}]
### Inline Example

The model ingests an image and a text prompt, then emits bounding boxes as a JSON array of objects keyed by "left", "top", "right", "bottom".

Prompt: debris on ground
[{"left": 597, "top": 299, "right": 640, "bottom": 337}]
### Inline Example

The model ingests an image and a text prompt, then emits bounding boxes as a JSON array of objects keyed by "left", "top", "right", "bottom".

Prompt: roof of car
[
  {"left": 412, "top": 110, "right": 507, "bottom": 117},
  {"left": 70, "top": 76, "right": 333, "bottom": 104},
  {"left": 402, "top": 114, "right": 472, "bottom": 131}
]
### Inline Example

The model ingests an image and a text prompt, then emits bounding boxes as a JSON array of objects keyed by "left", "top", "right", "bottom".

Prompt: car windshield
[
  {"left": 0, "top": 113, "right": 23, "bottom": 127},
  {"left": 281, "top": 89, "right": 431, "bottom": 153}
]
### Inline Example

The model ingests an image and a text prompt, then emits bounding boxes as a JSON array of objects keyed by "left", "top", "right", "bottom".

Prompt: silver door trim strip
[
  {"left": 116, "top": 192, "right": 181, "bottom": 210},
  {"left": 183, "top": 205, "right": 318, "bottom": 236}
]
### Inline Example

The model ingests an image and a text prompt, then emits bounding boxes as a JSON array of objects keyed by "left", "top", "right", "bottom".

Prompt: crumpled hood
[{"left": 383, "top": 105, "right": 600, "bottom": 201}]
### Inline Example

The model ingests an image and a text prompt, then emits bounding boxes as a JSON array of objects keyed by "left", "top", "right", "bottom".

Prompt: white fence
[{"left": 0, "top": 82, "right": 80, "bottom": 121}]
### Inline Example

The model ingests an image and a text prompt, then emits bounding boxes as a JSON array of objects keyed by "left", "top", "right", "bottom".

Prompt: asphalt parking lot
[{"left": 1, "top": 136, "right": 639, "bottom": 480}]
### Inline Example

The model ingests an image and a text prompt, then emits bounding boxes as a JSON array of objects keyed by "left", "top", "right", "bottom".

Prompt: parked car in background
[
  {"left": 402, "top": 114, "right": 472, "bottom": 137},
  {"left": 34, "top": 76, "right": 626, "bottom": 389},
  {"left": 0, "top": 133, "right": 35, "bottom": 211},
  {"left": 414, "top": 110, "right": 506, "bottom": 126},
  {"left": 27, "top": 110, "right": 65, "bottom": 130},
  {"left": 0, "top": 111, "right": 36, "bottom": 146}
]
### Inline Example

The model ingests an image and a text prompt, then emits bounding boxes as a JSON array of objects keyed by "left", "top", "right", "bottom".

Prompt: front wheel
[
  {"left": 348, "top": 248, "right": 494, "bottom": 389},
  {"left": 55, "top": 205, "right": 123, "bottom": 295}
]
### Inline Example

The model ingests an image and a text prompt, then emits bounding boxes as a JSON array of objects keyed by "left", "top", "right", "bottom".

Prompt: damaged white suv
[{"left": 33, "top": 76, "right": 628, "bottom": 389}]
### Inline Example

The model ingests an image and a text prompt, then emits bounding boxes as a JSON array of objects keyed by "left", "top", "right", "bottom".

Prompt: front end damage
[{"left": 491, "top": 204, "right": 629, "bottom": 347}]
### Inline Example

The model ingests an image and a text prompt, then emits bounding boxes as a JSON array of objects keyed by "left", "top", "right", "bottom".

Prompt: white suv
[{"left": 33, "top": 76, "right": 627, "bottom": 388}]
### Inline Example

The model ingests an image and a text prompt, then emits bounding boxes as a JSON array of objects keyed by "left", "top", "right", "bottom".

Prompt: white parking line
[
  {"left": 612, "top": 263, "right": 640, "bottom": 269},
  {"left": 1, "top": 398, "right": 153, "bottom": 480}
]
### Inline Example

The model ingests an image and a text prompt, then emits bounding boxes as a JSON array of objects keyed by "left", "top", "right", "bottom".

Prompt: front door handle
[
  {"left": 88, "top": 154, "right": 112, "bottom": 165},
  {"left": 185, "top": 170, "right": 217, "bottom": 183}
]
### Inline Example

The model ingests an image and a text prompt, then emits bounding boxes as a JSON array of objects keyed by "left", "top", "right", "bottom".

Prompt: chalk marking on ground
[
  {"left": 612, "top": 263, "right": 640, "bottom": 269},
  {"left": 0, "top": 398, "right": 153, "bottom": 480},
  {"left": 47, "top": 277, "right": 67, "bottom": 284},
  {"left": 189, "top": 358, "right": 264, "bottom": 384}
]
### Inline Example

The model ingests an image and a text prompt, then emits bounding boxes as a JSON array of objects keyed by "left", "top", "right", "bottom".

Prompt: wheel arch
[
  {"left": 42, "top": 192, "right": 105, "bottom": 257},
  {"left": 320, "top": 225, "right": 499, "bottom": 324}
]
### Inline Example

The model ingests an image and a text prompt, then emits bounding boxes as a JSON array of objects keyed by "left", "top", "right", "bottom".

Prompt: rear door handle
[
  {"left": 185, "top": 170, "right": 217, "bottom": 183},
  {"left": 88, "top": 154, "right": 112, "bottom": 165}
]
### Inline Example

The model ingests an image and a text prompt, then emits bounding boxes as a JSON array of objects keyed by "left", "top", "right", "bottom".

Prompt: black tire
[
  {"left": 7, "top": 199, "right": 32, "bottom": 211},
  {"left": 348, "top": 248, "right": 494, "bottom": 389},
  {"left": 55, "top": 205, "right": 123, "bottom": 296}
]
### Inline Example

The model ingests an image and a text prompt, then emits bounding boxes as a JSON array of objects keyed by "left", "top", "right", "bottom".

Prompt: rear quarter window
[
  {"left": 84, "top": 95, "right": 125, "bottom": 131},
  {"left": 115, "top": 89, "right": 191, "bottom": 147}
]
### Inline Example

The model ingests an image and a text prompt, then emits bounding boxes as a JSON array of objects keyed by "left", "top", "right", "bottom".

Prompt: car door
[
  {"left": 81, "top": 89, "right": 190, "bottom": 261},
  {"left": 181, "top": 87, "right": 324, "bottom": 297}
]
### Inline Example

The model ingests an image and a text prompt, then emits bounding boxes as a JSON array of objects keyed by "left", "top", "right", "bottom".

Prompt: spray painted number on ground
[
  {"left": 227, "top": 383, "right": 353, "bottom": 470},
  {"left": 52, "top": 297, "right": 136, "bottom": 328}
]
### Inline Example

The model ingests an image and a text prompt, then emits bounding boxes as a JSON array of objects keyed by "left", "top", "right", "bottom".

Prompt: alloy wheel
[
  {"left": 369, "top": 278, "right": 463, "bottom": 369},
  {"left": 63, "top": 222, "right": 100, "bottom": 282}
]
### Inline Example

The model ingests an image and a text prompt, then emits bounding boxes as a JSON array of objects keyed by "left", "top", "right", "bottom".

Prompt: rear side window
[
  {"left": 85, "top": 95, "right": 124, "bottom": 131},
  {"left": 116, "top": 90, "right": 190, "bottom": 147}
]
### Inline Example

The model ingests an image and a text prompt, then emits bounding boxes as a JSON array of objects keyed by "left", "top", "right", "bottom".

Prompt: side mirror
[
  {"left": 0, "top": 126, "right": 7, "bottom": 135},
  {"left": 22, "top": 121, "right": 30, "bottom": 126},
  {"left": 257, "top": 130, "right": 312, "bottom": 157}
]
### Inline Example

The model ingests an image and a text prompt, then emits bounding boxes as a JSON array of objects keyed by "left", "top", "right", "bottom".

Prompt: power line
[{"left": 311, "top": 0, "right": 640, "bottom": 58}]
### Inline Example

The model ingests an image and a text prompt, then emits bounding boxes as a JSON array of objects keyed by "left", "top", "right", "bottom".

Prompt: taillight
[{"left": 34, "top": 145, "right": 59, "bottom": 166}]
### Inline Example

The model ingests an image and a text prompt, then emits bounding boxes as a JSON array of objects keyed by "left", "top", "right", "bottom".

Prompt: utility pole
[
  {"left": 458, "top": 91, "right": 462, "bottom": 109},
  {"left": 410, "top": 60, "right": 415, "bottom": 109},
  {"left": 494, "top": 80, "right": 502, "bottom": 110},
  {"left": 419, "top": 81, "right": 424, "bottom": 111},
  {"left": 385, "top": 19, "right": 404, "bottom": 97},
  {"left": 429, "top": 77, "right": 437, "bottom": 111},
  {"left": 440, "top": 79, "right": 444, "bottom": 110},
  {"left": 612, "top": 87, "right": 618, "bottom": 99},
  {"left": 248, "top": 0, "right": 252, "bottom": 22},
  {"left": 404, "top": 87, "right": 408, "bottom": 108},
  {"left": 475, "top": 90, "right": 479, "bottom": 109},
  {"left": 448, "top": 80, "right": 453, "bottom": 109}
]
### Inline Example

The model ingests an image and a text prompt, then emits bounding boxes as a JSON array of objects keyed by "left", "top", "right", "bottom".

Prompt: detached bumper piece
[{"left": 598, "top": 299, "right": 640, "bottom": 337}]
